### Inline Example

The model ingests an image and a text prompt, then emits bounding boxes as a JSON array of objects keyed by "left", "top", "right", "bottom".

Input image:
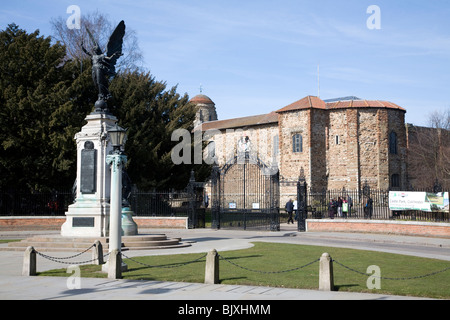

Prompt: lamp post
[{"left": 105, "top": 123, "right": 127, "bottom": 276}]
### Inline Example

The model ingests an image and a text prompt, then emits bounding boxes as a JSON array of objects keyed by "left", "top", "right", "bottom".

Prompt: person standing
[
  {"left": 337, "top": 197, "right": 343, "bottom": 217},
  {"left": 342, "top": 197, "right": 348, "bottom": 219},
  {"left": 293, "top": 200, "right": 298, "bottom": 221},
  {"left": 347, "top": 195, "right": 353, "bottom": 217},
  {"left": 328, "top": 198, "right": 336, "bottom": 219},
  {"left": 364, "top": 197, "right": 373, "bottom": 219}
]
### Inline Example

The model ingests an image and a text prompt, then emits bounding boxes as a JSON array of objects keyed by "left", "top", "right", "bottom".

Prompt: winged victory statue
[{"left": 82, "top": 20, "right": 126, "bottom": 113}]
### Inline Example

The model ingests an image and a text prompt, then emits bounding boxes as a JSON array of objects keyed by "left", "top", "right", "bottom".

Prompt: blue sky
[{"left": 1, "top": 0, "right": 449, "bottom": 126}]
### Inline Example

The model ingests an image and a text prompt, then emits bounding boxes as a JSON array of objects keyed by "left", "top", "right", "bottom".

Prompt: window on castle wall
[
  {"left": 389, "top": 131, "right": 398, "bottom": 154},
  {"left": 335, "top": 135, "right": 340, "bottom": 145},
  {"left": 293, "top": 134, "right": 302, "bottom": 153},
  {"left": 391, "top": 174, "right": 400, "bottom": 188}
]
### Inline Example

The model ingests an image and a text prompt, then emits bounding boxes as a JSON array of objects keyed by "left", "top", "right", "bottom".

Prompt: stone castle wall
[{"left": 206, "top": 106, "right": 407, "bottom": 205}]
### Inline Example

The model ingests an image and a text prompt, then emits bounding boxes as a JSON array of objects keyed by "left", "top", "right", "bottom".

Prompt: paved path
[{"left": 0, "top": 225, "right": 449, "bottom": 300}]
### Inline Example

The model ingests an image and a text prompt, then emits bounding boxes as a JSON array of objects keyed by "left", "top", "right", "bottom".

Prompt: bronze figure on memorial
[{"left": 81, "top": 20, "right": 125, "bottom": 113}]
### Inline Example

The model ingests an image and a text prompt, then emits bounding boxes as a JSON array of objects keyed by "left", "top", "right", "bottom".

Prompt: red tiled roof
[
  {"left": 276, "top": 96, "right": 326, "bottom": 113},
  {"left": 190, "top": 94, "right": 215, "bottom": 105},
  {"left": 326, "top": 99, "right": 406, "bottom": 111},
  {"left": 276, "top": 96, "right": 406, "bottom": 113}
]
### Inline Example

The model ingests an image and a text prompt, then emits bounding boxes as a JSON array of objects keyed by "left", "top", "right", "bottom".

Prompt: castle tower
[{"left": 190, "top": 94, "right": 218, "bottom": 127}]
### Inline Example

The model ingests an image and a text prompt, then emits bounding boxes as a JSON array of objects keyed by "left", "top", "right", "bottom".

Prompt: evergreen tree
[{"left": 0, "top": 24, "right": 93, "bottom": 191}]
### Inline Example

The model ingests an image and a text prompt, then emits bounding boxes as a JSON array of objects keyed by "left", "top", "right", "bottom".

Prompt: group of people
[
  {"left": 285, "top": 194, "right": 375, "bottom": 222},
  {"left": 327, "top": 196, "right": 353, "bottom": 219}
]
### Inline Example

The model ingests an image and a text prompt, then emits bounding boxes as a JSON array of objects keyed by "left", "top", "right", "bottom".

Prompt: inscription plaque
[
  {"left": 80, "top": 141, "right": 97, "bottom": 194},
  {"left": 72, "top": 217, "right": 95, "bottom": 227}
]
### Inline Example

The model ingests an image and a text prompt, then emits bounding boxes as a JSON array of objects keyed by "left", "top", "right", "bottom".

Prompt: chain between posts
[
  {"left": 218, "top": 254, "right": 320, "bottom": 274},
  {"left": 121, "top": 252, "right": 208, "bottom": 269},
  {"left": 33, "top": 243, "right": 110, "bottom": 265},
  {"left": 332, "top": 259, "right": 450, "bottom": 280}
]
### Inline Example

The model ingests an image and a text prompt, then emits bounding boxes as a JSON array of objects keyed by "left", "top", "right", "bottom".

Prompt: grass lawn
[
  {"left": 39, "top": 242, "right": 450, "bottom": 299},
  {"left": 0, "top": 239, "right": 20, "bottom": 244}
]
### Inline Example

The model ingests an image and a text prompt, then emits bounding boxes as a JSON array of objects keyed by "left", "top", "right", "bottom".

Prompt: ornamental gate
[{"left": 211, "top": 152, "right": 280, "bottom": 231}]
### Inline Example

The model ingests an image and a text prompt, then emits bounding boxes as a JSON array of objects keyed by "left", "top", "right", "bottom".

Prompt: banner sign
[{"left": 389, "top": 192, "right": 449, "bottom": 212}]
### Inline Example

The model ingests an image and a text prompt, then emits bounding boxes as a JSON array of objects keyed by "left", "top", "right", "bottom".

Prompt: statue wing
[{"left": 106, "top": 20, "right": 126, "bottom": 67}]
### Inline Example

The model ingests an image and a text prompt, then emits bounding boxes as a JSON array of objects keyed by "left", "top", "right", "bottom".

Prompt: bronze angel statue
[{"left": 82, "top": 20, "right": 125, "bottom": 113}]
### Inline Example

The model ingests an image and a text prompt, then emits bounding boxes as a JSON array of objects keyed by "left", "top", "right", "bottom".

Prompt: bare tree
[
  {"left": 50, "top": 10, "right": 143, "bottom": 71},
  {"left": 407, "top": 109, "right": 450, "bottom": 190}
]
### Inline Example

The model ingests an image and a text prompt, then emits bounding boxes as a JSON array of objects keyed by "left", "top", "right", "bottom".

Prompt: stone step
[
  {"left": 122, "top": 239, "right": 181, "bottom": 247},
  {"left": 2, "top": 234, "right": 190, "bottom": 252}
]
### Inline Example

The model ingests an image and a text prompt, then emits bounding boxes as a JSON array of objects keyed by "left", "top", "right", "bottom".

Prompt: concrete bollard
[
  {"left": 107, "top": 249, "right": 122, "bottom": 279},
  {"left": 205, "top": 249, "right": 219, "bottom": 284},
  {"left": 22, "top": 246, "right": 36, "bottom": 276},
  {"left": 92, "top": 240, "right": 104, "bottom": 265},
  {"left": 319, "top": 253, "right": 334, "bottom": 291}
]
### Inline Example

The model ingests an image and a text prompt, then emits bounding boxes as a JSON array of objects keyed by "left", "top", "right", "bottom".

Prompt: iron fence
[
  {"left": 129, "top": 190, "right": 192, "bottom": 217},
  {"left": 0, "top": 189, "right": 73, "bottom": 216},
  {"left": 1, "top": 187, "right": 448, "bottom": 224}
]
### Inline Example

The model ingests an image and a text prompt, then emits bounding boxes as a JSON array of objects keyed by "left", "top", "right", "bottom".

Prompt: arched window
[
  {"left": 293, "top": 134, "right": 302, "bottom": 153},
  {"left": 389, "top": 131, "right": 398, "bottom": 154}
]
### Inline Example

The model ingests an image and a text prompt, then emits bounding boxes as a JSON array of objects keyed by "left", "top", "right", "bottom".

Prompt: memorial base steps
[{"left": 2, "top": 234, "right": 191, "bottom": 252}]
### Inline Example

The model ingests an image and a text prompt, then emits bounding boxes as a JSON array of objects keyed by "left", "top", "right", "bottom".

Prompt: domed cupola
[{"left": 190, "top": 94, "right": 218, "bottom": 127}]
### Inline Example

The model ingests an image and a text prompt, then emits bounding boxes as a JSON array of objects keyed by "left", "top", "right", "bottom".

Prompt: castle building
[{"left": 191, "top": 94, "right": 408, "bottom": 201}]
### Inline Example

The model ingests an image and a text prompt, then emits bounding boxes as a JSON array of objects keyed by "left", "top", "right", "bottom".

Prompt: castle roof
[
  {"left": 276, "top": 96, "right": 326, "bottom": 113},
  {"left": 190, "top": 94, "right": 215, "bottom": 105},
  {"left": 325, "top": 99, "right": 405, "bottom": 111},
  {"left": 276, "top": 96, "right": 406, "bottom": 113}
]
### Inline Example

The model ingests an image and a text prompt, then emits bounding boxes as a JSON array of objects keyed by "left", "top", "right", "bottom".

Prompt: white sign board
[{"left": 389, "top": 192, "right": 449, "bottom": 212}]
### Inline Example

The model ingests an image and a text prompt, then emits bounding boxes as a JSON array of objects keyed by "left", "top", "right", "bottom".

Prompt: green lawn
[
  {"left": 39, "top": 242, "right": 450, "bottom": 299},
  {"left": 0, "top": 239, "right": 20, "bottom": 244}
]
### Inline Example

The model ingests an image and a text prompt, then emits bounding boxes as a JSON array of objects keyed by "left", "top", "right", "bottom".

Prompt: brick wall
[
  {"left": 0, "top": 216, "right": 188, "bottom": 231},
  {"left": 0, "top": 217, "right": 66, "bottom": 231},
  {"left": 134, "top": 217, "right": 187, "bottom": 229},
  {"left": 306, "top": 219, "right": 450, "bottom": 238}
]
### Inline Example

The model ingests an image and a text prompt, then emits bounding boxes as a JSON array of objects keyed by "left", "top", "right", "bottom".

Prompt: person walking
[{"left": 286, "top": 199, "right": 294, "bottom": 224}]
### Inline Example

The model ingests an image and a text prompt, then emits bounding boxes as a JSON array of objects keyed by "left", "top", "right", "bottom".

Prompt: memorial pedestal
[{"left": 61, "top": 112, "right": 118, "bottom": 237}]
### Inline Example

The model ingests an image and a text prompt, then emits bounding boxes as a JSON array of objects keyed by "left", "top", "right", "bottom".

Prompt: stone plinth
[{"left": 61, "top": 112, "right": 118, "bottom": 237}]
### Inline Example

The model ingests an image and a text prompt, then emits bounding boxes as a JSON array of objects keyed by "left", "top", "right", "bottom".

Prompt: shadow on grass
[
  {"left": 334, "top": 284, "right": 360, "bottom": 291},
  {"left": 124, "top": 254, "right": 263, "bottom": 273}
]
